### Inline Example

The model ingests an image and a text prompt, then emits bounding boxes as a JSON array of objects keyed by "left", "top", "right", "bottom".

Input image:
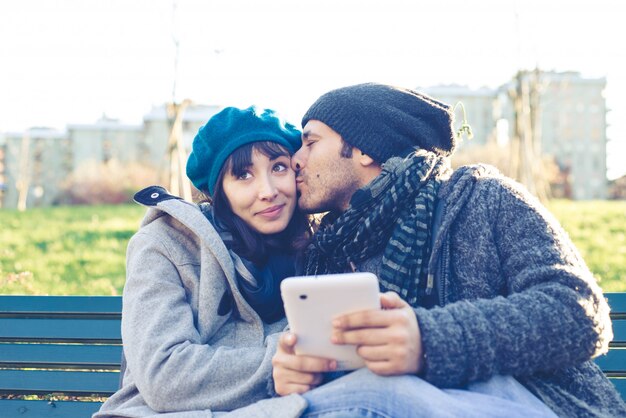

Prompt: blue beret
[{"left": 186, "top": 106, "right": 301, "bottom": 195}]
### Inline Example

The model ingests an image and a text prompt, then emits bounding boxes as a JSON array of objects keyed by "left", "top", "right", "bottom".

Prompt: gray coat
[
  {"left": 94, "top": 192, "right": 307, "bottom": 417},
  {"left": 417, "top": 165, "right": 625, "bottom": 417}
]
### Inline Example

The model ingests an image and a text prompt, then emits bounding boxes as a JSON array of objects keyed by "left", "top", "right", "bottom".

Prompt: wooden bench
[
  {"left": 0, "top": 296, "right": 122, "bottom": 417},
  {"left": 596, "top": 292, "right": 626, "bottom": 399},
  {"left": 1, "top": 293, "right": 624, "bottom": 417}
]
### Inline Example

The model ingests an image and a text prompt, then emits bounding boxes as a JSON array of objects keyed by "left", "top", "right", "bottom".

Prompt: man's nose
[{"left": 291, "top": 150, "right": 303, "bottom": 172}]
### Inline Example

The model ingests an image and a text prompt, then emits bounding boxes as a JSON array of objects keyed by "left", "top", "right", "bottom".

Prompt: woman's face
[{"left": 221, "top": 149, "right": 297, "bottom": 235}]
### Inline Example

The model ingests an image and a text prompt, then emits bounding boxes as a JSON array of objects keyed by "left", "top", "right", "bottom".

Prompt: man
[{"left": 272, "top": 83, "right": 626, "bottom": 417}]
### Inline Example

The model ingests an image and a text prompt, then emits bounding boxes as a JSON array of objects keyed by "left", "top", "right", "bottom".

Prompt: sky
[{"left": 1, "top": 0, "right": 625, "bottom": 179}]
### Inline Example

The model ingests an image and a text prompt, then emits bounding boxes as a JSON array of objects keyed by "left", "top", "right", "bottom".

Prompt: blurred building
[
  {"left": 0, "top": 72, "right": 610, "bottom": 207},
  {"left": 1, "top": 128, "right": 68, "bottom": 208},
  {"left": 538, "top": 72, "right": 607, "bottom": 200},
  {"left": 0, "top": 104, "right": 220, "bottom": 209},
  {"left": 68, "top": 117, "right": 143, "bottom": 168},
  {"left": 422, "top": 85, "right": 498, "bottom": 149},
  {"left": 423, "top": 71, "right": 608, "bottom": 200},
  {"left": 142, "top": 104, "right": 220, "bottom": 169}
]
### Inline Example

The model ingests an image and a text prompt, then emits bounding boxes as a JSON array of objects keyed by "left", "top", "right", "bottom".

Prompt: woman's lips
[{"left": 256, "top": 204, "right": 285, "bottom": 218}]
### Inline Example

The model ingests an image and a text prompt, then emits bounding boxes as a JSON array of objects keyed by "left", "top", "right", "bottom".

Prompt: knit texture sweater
[{"left": 353, "top": 164, "right": 624, "bottom": 417}]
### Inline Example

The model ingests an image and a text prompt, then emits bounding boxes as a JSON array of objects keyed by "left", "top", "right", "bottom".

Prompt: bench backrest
[
  {"left": 596, "top": 292, "right": 626, "bottom": 399},
  {"left": 0, "top": 295, "right": 122, "bottom": 418},
  {"left": 0, "top": 293, "right": 624, "bottom": 417}
]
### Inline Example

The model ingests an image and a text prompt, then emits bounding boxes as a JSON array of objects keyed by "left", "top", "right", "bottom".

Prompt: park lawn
[
  {"left": 0, "top": 200, "right": 625, "bottom": 295},
  {"left": 0, "top": 204, "right": 146, "bottom": 295},
  {"left": 546, "top": 199, "right": 626, "bottom": 292}
]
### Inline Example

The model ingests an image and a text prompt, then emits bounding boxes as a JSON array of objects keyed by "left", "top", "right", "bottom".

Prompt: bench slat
[
  {"left": 612, "top": 319, "right": 626, "bottom": 347},
  {"left": 0, "top": 295, "right": 122, "bottom": 315},
  {"left": 606, "top": 293, "right": 626, "bottom": 315},
  {"left": 0, "top": 369, "right": 119, "bottom": 396},
  {"left": 0, "top": 343, "right": 122, "bottom": 369},
  {"left": 595, "top": 348, "right": 626, "bottom": 375},
  {"left": 0, "top": 399, "right": 103, "bottom": 418},
  {"left": 0, "top": 318, "right": 121, "bottom": 343},
  {"left": 610, "top": 378, "right": 626, "bottom": 401}
]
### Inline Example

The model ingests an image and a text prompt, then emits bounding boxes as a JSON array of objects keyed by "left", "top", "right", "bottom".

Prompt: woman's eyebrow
[{"left": 269, "top": 154, "right": 289, "bottom": 161}]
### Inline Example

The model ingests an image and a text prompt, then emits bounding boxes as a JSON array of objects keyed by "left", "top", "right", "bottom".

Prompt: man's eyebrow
[{"left": 302, "top": 130, "right": 319, "bottom": 140}]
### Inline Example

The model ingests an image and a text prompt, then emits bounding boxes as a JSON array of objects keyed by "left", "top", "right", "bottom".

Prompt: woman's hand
[{"left": 272, "top": 332, "right": 337, "bottom": 396}]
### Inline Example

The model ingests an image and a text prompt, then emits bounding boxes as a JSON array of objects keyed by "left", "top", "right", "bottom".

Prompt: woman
[{"left": 94, "top": 106, "right": 311, "bottom": 417}]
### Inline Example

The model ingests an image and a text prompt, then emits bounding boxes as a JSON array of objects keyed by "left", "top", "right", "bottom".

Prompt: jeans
[{"left": 301, "top": 368, "right": 558, "bottom": 418}]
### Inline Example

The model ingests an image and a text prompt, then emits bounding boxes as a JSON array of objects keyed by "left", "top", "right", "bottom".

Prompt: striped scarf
[{"left": 304, "top": 151, "right": 449, "bottom": 306}]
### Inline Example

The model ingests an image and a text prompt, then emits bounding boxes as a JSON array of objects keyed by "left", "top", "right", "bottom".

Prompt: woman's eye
[
  {"left": 273, "top": 162, "right": 288, "bottom": 173},
  {"left": 236, "top": 172, "right": 252, "bottom": 180}
]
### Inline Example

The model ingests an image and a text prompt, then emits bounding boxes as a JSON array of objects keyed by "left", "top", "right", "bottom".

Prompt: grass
[
  {"left": 546, "top": 200, "right": 626, "bottom": 292},
  {"left": 0, "top": 204, "right": 146, "bottom": 295},
  {"left": 0, "top": 200, "right": 624, "bottom": 295}
]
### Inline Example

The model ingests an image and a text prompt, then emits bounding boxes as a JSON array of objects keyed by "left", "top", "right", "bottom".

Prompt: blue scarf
[{"left": 200, "top": 204, "right": 295, "bottom": 323}]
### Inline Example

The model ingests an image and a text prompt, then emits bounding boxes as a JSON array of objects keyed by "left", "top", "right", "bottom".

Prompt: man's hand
[
  {"left": 272, "top": 332, "right": 337, "bottom": 396},
  {"left": 331, "top": 291, "right": 424, "bottom": 376}
]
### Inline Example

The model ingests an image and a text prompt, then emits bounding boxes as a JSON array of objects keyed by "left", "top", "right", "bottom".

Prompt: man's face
[{"left": 291, "top": 120, "right": 362, "bottom": 213}]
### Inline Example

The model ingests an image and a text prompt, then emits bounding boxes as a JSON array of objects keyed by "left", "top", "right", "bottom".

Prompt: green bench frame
[{"left": 1, "top": 293, "right": 624, "bottom": 417}]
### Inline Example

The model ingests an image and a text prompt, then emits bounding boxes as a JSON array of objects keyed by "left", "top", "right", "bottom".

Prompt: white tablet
[{"left": 280, "top": 272, "right": 380, "bottom": 370}]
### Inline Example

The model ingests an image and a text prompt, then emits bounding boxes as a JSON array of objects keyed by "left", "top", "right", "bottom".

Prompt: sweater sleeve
[
  {"left": 122, "top": 229, "right": 280, "bottom": 413},
  {"left": 415, "top": 176, "right": 612, "bottom": 388}
]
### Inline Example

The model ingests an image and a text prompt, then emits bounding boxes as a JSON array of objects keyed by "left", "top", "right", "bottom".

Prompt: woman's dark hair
[{"left": 208, "top": 141, "right": 312, "bottom": 264}]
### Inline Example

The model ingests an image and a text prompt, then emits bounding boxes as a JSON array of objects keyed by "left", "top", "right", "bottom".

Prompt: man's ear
[
  {"left": 354, "top": 148, "right": 383, "bottom": 184},
  {"left": 357, "top": 150, "right": 376, "bottom": 167}
]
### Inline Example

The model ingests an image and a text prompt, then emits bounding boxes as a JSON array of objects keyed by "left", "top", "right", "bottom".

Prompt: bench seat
[{"left": 1, "top": 293, "right": 624, "bottom": 417}]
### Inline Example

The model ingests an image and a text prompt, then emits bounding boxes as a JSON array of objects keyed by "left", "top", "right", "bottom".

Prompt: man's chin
[
  {"left": 297, "top": 202, "right": 313, "bottom": 213},
  {"left": 297, "top": 198, "right": 318, "bottom": 214}
]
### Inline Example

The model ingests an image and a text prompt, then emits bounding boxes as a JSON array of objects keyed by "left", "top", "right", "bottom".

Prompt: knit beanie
[
  {"left": 186, "top": 106, "right": 301, "bottom": 195},
  {"left": 302, "top": 83, "right": 456, "bottom": 163}
]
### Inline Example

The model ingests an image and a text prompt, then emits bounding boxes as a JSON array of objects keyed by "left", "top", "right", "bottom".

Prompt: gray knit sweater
[{"left": 359, "top": 164, "right": 625, "bottom": 417}]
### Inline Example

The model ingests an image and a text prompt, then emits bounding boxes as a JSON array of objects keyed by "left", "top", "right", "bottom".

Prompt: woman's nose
[{"left": 258, "top": 178, "right": 278, "bottom": 200}]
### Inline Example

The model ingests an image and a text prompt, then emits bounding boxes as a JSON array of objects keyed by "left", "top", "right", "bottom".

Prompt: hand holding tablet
[{"left": 280, "top": 272, "right": 380, "bottom": 370}]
